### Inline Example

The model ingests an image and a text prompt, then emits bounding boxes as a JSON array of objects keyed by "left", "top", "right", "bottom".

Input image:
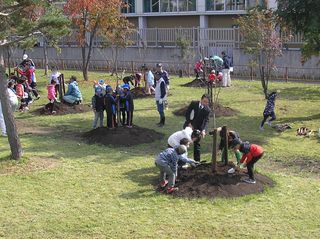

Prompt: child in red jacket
[{"left": 231, "top": 139, "right": 264, "bottom": 184}]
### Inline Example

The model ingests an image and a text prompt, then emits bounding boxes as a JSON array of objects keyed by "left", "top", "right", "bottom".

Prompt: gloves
[
  {"left": 159, "top": 99, "right": 163, "bottom": 104},
  {"left": 239, "top": 163, "right": 246, "bottom": 169}
]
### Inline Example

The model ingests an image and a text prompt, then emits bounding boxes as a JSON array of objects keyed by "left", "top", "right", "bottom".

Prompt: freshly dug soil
[
  {"left": 182, "top": 78, "right": 207, "bottom": 87},
  {"left": 169, "top": 162, "right": 273, "bottom": 199},
  {"left": 130, "top": 87, "right": 153, "bottom": 99},
  {"left": 35, "top": 102, "right": 92, "bottom": 116},
  {"left": 82, "top": 125, "right": 164, "bottom": 147},
  {"left": 173, "top": 104, "right": 239, "bottom": 118}
]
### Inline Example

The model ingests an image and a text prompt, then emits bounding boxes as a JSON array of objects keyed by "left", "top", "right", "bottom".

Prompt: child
[
  {"left": 260, "top": 91, "right": 277, "bottom": 130},
  {"left": 144, "top": 67, "right": 155, "bottom": 95},
  {"left": 105, "top": 86, "right": 117, "bottom": 128},
  {"left": 155, "top": 145, "right": 199, "bottom": 194},
  {"left": 194, "top": 59, "right": 204, "bottom": 79},
  {"left": 121, "top": 84, "right": 134, "bottom": 128},
  {"left": 93, "top": 79, "right": 107, "bottom": 95},
  {"left": 92, "top": 87, "right": 105, "bottom": 129},
  {"left": 217, "top": 128, "right": 241, "bottom": 164},
  {"left": 49, "top": 67, "right": 61, "bottom": 98},
  {"left": 45, "top": 80, "right": 57, "bottom": 114},
  {"left": 134, "top": 73, "right": 142, "bottom": 87},
  {"left": 208, "top": 70, "right": 216, "bottom": 84},
  {"left": 231, "top": 139, "right": 264, "bottom": 184},
  {"left": 16, "top": 77, "right": 30, "bottom": 112}
]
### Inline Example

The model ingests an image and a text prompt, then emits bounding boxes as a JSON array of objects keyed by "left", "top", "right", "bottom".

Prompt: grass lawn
[{"left": 0, "top": 70, "right": 319, "bottom": 238}]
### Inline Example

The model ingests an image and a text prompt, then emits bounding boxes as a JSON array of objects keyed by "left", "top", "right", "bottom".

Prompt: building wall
[
  {"left": 147, "top": 16, "right": 200, "bottom": 28},
  {"left": 207, "top": 15, "right": 238, "bottom": 28},
  {"left": 128, "top": 17, "right": 139, "bottom": 27}
]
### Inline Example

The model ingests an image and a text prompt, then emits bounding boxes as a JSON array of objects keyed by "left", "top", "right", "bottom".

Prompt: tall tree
[
  {"left": 277, "top": 0, "right": 320, "bottom": 62},
  {"left": 236, "top": 7, "right": 285, "bottom": 98},
  {"left": 0, "top": 0, "right": 70, "bottom": 159},
  {"left": 64, "top": 0, "right": 130, "bottom": 81}
]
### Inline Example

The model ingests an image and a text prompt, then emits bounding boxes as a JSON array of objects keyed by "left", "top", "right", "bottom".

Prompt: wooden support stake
[
  {"left": 222, "top": 125, "right": 228, "bottom": 165},
  {"left": 285, "top": 66, "right": 288, "bottom": 82},
  {"left": 211, "top": 129, "right": 218, "bottom": 173}
]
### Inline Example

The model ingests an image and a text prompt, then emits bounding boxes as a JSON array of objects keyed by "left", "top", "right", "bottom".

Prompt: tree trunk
[
  {"left": 81, "top": 45, "right": 88, "bottom": 81},
  {"left": 0, "top": 51, "right": 23, "bottom": 160},
  {"left": 7, "top": 47, "right": 11, "bottom": 75},
  {"left": 43, "top": 38, "right": 49, "bottom": 76}
]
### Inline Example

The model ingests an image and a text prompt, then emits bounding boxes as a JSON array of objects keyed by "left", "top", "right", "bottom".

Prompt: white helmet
[{"left": 22, "top": 54, "right": 28, "bottom": 60}]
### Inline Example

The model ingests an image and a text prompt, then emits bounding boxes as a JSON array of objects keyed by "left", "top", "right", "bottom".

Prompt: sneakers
[
  {"left": 51, "top": 111, "right": 57, "bottom": 115},
  {"left": 267, "top": 121, "right": 272, "bottom": 127},
  {"left": 259, "top": 126, "right": 264, "bottom": 131},
  {"left": 243, "top": 178, "right": 256, "bottom": 184},
  {"left": 166, "top": 187, "right": 179, "bottom": 194},
  {"left": 159, "top": 180, "right": 168, "bottom": 188}
]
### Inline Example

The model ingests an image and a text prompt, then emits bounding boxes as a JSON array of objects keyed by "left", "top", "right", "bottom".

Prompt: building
[{"left": 123, "top": 0, "right": 277, "bottom": 29}]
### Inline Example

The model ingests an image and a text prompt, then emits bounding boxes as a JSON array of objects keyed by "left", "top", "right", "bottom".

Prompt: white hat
[{"left": 22, "top": 54, "right": 28, "bottom": 60}]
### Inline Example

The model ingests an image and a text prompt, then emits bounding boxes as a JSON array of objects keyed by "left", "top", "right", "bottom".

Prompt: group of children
[{"left": 91, "top": 80, "right": 134, "bottom": 129}]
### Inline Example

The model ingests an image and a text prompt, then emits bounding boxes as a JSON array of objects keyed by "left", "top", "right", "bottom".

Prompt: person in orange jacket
[{"left": 231, "top": 139, "right": 264, "bottom": 184}]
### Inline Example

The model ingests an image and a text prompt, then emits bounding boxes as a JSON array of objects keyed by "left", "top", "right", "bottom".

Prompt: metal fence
[{"left": 58, "top": 27, "right": 304, "bottom": 50}]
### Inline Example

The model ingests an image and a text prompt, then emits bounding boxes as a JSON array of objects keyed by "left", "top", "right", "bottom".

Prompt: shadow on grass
[
  {"left": 279, "top": 86, "right": 320, "bottom": 101},
  {"left": 278, "top": 113, "right": 320, "bottom": 124}
]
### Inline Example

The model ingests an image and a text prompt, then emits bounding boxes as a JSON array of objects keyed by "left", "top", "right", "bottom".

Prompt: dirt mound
[
  {"left": 173, "top": 104, "right": 239, "bottom": 118},
  {"left": 34, "top": 102, "right": 92, "bottom": 116},
  {"left": 182, "top": 78, "right": 207, "bottom": 87},
  {"left": 168, "top": 162, "right": 273, "bottom": 199},
  {"left": 130, "top": 87, "right": 153, "bottom": 99},
  {"left": 82, "top": 125, "right": 164, "bottom": 147}
]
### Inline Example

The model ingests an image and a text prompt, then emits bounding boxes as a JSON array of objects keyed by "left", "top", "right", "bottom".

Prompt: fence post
[
  {"left": 250, "top": 66, "right": 253, "bottom": 81},
  {"left": 155, "top": 28, "right": 158, "bottom": 47},
  {"left": 285, "top": 66, "right": 288, "bottom": 82}
]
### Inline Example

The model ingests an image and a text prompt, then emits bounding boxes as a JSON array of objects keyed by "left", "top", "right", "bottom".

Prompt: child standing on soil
[
  {"left": 92, "top": 88, "right": 105, "bottom": 129},
  {"left": 231, "top": 139, "right": 264, "bottom": 184},
  {"left": 105, "top": 87, "right": 117, "bottom": 128},
  {"left": 217, "top": 128, "right": 242, "bottom": 164},
  {"left": 45, "top": 80, "right": 57, "bottom": 114},
  {"left": 121, "top": 84, "right": 134, "bottom": 128},
  {"left": 260, "top": 91, "right": 278, "bottom": 130},
  {"left": 155, "top": 145, "right": 199, "bottom": 194}
]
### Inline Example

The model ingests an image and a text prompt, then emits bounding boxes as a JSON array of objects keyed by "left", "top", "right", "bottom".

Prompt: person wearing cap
[
  {"left": 154, "top": 72, "right": 167, "bottom": 127},
  {"left": 208, "top": 69, "right": 216, "bottom": 85},
  {"left": 231, "top": 139, "right": 264, "bottom": 184},
  {"left": 155, "top": 145, "right": 199, "bottom": 194},
  {"left": 194, "top": 59, "right": 204, "bottom": 79},
  {"left": 183, "top": 94, "right": 210, "bottom": 161},
  {"left": 121, "top": 84, "right": 134, "bottom": 128},
  {"left": 91, "top": 87, "right": 105, "bottom": 129},
  {"left": 105, "top": 86, "right": 117, "bottom": 128},
  {"left": 17, "top": 61, "right": 40, "bottom": 100},
  {"left": 122, "top": 75, "right": 135, "bottom": 87},
  {"left": 93, "top": 79, "right": 107, "bottom": 96},
  {"left": 63, "top": 76, "right": 83, "bottom": 105}
]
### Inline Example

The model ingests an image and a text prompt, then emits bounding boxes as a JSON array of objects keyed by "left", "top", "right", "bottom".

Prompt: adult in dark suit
[{"left": 183, "top": 94, "right": 210, "bottom": 161}]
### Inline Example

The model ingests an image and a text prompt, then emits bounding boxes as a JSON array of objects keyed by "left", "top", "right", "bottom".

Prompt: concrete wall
[
  {"left": 9, "top": 46, "right": 320, "bottom": 79},
  {"left": 147, "top": 16, "right": 199, "bottom": 28}
]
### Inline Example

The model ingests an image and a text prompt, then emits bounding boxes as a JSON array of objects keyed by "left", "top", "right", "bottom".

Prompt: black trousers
[
  {"left": 45, "top": 101, "right": 55, "bottom": 113},
  {"left": 193, "top": 137, "right": 201, "bottom": 162},
  {"left": 30, "top": 82, "right": 39, "bottom": 98},
  {"left": 246, "top": 153, "right": 263, "bottom": 180},
  {"left": 106, "top": 111, "right": 116, "bottom": 128},
  {"left": 126, "top": 111, "right": 133, "bottom": 126},
  {"left": 260, "top": 111, "right": 276, "bottom": 127}
]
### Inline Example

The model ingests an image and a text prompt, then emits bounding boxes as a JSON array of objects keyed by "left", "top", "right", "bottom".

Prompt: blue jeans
[
  {"left": 156, "top": 101, "right": 165, "bottom": 118},
  {"left": 93, "top": 111, "right": 104, "bottom": 128}
]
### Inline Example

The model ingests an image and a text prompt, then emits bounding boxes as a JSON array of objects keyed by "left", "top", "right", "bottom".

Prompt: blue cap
[
  {"left": 98, "top": 79, "right": 104, "bottom": 85},
  {"left": 106, "top": 86, "right": 113, "bottom": 92},
  {"left": 122, "top": 84, "right": 130, "bottom": 90},
  {"left": 95, "top": 87, "right": 103, "bottom": 93}
]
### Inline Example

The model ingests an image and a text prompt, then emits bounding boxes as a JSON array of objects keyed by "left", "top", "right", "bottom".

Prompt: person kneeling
[{"left": 155, "top": 145, "right": 199, "bottom": 194}]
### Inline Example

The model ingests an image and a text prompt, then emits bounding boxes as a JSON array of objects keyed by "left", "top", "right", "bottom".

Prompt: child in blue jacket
[
  {"left": 155, "top": 145, "right": 199, "bottom": 194},
  {"left": 260, "top": 91, "right": 278, "bottom": 130}
]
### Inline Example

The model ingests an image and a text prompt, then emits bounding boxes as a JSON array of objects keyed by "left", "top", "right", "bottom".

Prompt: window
[
  {"left": 122, "top": 0, "right": 135, "bottom": 13},
  {"left": 226, "top": 0, "right": 245, "bottom": 10},
  {"left": 144, "top": 0, "right": 196, "bottom": 12},
  {"left": 206, "top": 0, "right": 249, "bottom": 11}
]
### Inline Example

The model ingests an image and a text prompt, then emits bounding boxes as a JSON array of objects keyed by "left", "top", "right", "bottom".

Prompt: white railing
[{"left": 58, "top": 27, "right": 303, "bottom": 49}]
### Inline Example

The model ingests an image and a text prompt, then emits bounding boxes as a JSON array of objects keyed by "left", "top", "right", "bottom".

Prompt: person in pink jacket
[{"left": 45, "top": 80, "right": 57, "bottom": 114}]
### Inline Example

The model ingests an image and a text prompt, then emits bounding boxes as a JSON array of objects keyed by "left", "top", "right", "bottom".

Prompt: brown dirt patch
[
  {"left": 33, "top": 102, "right": 92, "bottom": 116},
  {"left": 182, "top": 78, "right": 207, "bottom": 87},
  {"left": 277, "top": 158, "right": 320, "bottom": 175},
  {"left": 165, "top": 162, "right": 273, "bottom": 199},
  {"left": 82, "top": 125, "right": 164, "bottom": 147},
  {"left": 130, "top": 87, "right": 154, "bottom": 99},
  {"left": 173, "top": 104, "right": 239, "bottom": 118},
  {"left": 0, "top": 157, "right": 60, "bottom": 175}
]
